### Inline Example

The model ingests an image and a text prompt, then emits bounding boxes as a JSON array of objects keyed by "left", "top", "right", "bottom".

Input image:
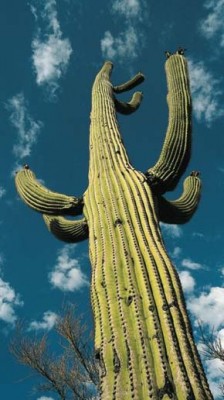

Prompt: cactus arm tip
[
  {"left": 43, "top": 214, "right": 89, "bottom": 243},
  {"left": 15, "top": 165, "right": 84, "bottom": 216},
  {"left": 156, "top": 171, "right": 201, "bottom": 224}
]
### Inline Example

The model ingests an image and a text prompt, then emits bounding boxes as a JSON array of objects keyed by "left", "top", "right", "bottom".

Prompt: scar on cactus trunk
[{"left": 15, "top": 51, "right": 213, "bottom": 399}]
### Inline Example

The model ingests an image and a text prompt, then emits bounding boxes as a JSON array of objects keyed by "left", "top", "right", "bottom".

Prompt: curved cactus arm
[
  {"left": 145, "top": 53, "right": 192, "bottom": 194},
  {"left": 15, "top": 166, "right": 83, "bottom": 216},
  {"left": 113, "top": 72, "right": 144, "bottom": 93},
  {"left": 114, "top": 91, "right": 143, "bottom": 115},
  {"left": 43, "top": 215, "right": 89, "bottom": 243},
  {"left": 157, "top": 172, "right": 201, "bottom": 224}
]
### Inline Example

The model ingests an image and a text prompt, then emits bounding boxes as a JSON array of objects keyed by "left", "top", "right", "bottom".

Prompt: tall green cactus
[{"left": 15, "top": 52, "right": 213, "bottom": 399}]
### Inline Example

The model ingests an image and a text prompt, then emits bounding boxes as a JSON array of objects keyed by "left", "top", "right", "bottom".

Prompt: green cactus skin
[
  {"left": 15, "top": 54, "right": 213, "bottom": 400},
  {"left": 43, "top": 214, "right": 88, "bottom": 243},
  {"left": 157, "top": 172, "right": 201, "bottom": 224},
  {"left": 15, "top": 168, "right": 83, "bottom": 216}
]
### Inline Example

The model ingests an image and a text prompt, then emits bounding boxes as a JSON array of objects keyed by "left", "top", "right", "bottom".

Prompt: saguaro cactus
[{"left": 15, "top": 52, "right": 213, "bottom": 399}]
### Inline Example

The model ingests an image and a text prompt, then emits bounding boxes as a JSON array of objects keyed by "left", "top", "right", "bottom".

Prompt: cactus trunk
[
  {"left": 15, "top": 53, "right": 213, "bottom": 399},
  {"left": 82, "top": 62, "right": 211, "bottom": 399}
]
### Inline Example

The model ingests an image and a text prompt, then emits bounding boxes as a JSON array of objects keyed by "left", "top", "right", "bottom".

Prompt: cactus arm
[
  {"left": 114, "top": 92, "right": 143, "bottom": 115},
  {"left": 15, "top": 166, "right": 83, "bottom": 216},
  {"left": 113, "top": 72, "right": 144, "bottom": 93},
  {"left": 157, "top": 172, "right": 201, "bottom": 224},
  {"left": 145, "top": 54, "right": 192, "bottom": 194},
  {"left": 42, "top": 215, "right": 88, "bottom": 243}
]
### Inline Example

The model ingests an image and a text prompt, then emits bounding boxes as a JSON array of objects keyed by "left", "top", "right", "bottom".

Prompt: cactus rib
[
  {"left": 15, "top": 167, "right": 83, "bottom": 215},
  {"left": 43, "top": 215, "right": 88, "bottom": 242},
  {"left": 146, "top": 54, "right": 192, "bottom": 194},
  {"left": 157, "top": 172, "right": 201, "bottom": 224}
]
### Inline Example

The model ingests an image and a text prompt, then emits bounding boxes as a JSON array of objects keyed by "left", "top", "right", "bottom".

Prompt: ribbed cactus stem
[
  {"left": 113, "top": 72, "right": 144, "bottom": 93},
  {"left": 114, "top": 91, "right": 143, "bottom": 115},
  {"left": 157, "top": 172, "right": 201, "bottom": 224},
  {"left": 83, "top": 58, "right": 212, "bottom": 399},
  {"left": 15, "top": 167, "right": 83, "bottom": 215},
  {"left": 43, "top": 215, "right": 89, "bottom": 243},
  {"left": 146, "top": 55, "right": 192, "bottom": 194},
  {"left": 15, "top": 54, "right": 213, "bottom": 400}
]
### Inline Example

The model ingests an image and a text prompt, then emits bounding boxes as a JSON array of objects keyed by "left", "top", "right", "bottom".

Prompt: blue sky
[{"left": 0, "top": 0, "right": 224, "bottom": 398}]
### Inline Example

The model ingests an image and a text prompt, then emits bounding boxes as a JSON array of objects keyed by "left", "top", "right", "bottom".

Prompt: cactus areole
[{"left": 15, "top": 53, "right": 213, "bottom": 399}]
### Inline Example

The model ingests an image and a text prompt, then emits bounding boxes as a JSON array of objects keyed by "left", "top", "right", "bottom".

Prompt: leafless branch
[{"left": 10, "top": 306, "right": 99, "bottom": 400}]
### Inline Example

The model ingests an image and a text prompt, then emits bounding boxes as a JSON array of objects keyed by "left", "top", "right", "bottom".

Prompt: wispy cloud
[
  {"left": 112, "top": 0, "right": 142, "bottom": 19},
  {"left": 192, "top": 232, "right": 205, "bottom": 239},
  {"left": 49, "top": 245, "right": 89, "bottom": 291},
  {"left": 37, "top": 397, "right": 54, "bottom": 400},
  {"left": 181, "top": 258, "right": 204, "bottom": 270},
  {"left": 188, "top": 59, "right": 224, "bottom": 126},
  {"left": 31, "top": 0, "right": 72, "bottom": 97},
  {"left": 7, "top": 93, "right": 42, "bottom": 166},
  {"left": 28, "top": 310, "right": 58, "bottom": 331},
  {"left": 0, "top": 275, "right": 23, "bottom": 325},
  {"left": 101, "top": 0, "right": 146, "bottom": 63},
  {"left": 178, "top": 270, "right": 196, "bottom": 293},
  {"left": 200, "top": 0, "right": 224, "bottom": 46},
  {"left": 188, "top": 286, "right": 224, "bottom": 330},
  {"left": 171, "top": 246, "right": 182, "bottom": 259},
  {"left": 0, "top": 187, "right": 6, "bottom": 199},
  {"left": 101, "top": 27, "right": 139, "bottom": 61},
  {"left": 160, "top": 222, "right": 182, "bottom": 238}
]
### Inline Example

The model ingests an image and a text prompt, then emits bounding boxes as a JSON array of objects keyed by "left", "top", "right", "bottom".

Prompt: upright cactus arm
[
  {"left": 114, "top": 91, "right": 143, "bottom": 115},
  {"left": 156, "top": 172, "right": 201, "bottom": 224},
  {"left": 43, "top": 215, "right": 89, "bottom": 243},
  {"left": 145, "top": 53, "right": 192, "bottom": 194},
  {"left": 15, "top": 166, "right": 83, "bottom": 216}
]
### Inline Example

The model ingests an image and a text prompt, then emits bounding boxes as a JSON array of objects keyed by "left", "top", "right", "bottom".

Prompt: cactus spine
[{"left": 15, "top": 53, "right": 213, "bottom": 399}]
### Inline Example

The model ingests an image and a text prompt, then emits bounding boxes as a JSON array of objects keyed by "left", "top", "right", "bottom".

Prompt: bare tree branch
[{"left": 10, "top": 305, "right": 99, "bottom": 400}]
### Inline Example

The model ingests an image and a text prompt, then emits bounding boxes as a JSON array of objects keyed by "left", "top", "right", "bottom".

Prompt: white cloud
[
  {"left": 112, "top": 0, "right": 141, "bottom": 19},
  {"left": 101, "top": 26, "right": 139, "bottom": 62},
  {"left": 0, "top": 254, "right": 4, "bottom": 267},
  {"left": 200, "top": 0, "right": 224, "bottom": 46},
  {"left": 28, "top": 310, "right": 58, "bottom": 331},
  {"left": 178, "top": 270, "right": 196, "bottom": 293},
  {"left": 188, "top": 59, "right": 224, "bottom": 126},
  {"left": 0, "top": 277, "right": 23, "bottom": 325},
  {"left": 217, "top": 328, "right": 224, "bottom": 347},
  {"left": 204, "top": 358, "right": 224, "bottom": 399},
  {"left": 188, "top": 287, "right": 224, "bottom": 330},
  {"left": 7, "top": 93, "right": 42, "bottom": 160},
  {"left": 31, "top": 0, "right": 72, "bottom": 96},
  {"left": 192, "top": 232, "right": 205, "bottom": 239},
  {"left": 0, "top": 187, "right": 6, "bottom": 199},
  {"left": 101, "top": 0, "right": 146, "bottom": 63},
  {"left": 160, "top": 222, "right": 182, "bottom": 238},
  {"left": 181, "top": 258, "right": 203, "bottom": 270},
  {"left": 37, "top": 397, "right": 55, "bottom": 400},
  {"left": 171, "top": 246, "right": 182, "bottom": 259},
  {"left": 49, "top": 245, "right": 89, "bottom": 291}
]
